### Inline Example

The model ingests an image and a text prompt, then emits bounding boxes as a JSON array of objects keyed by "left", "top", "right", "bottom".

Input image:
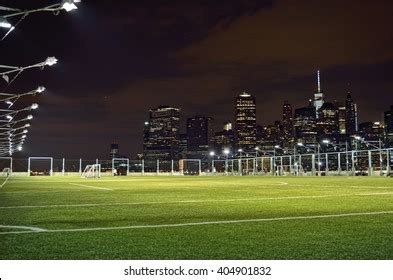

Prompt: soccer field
[{"left": 0, "top": 176, "right": 392, "bottom": 260}]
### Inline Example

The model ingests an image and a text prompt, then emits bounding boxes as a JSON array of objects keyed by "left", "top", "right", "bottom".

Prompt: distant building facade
[
  {"left": 213, "top": 122, "right": 236, "bottom": 154},
  {"left": 235, "top": 92, "right": 257, "bottom": 150},
  {"left": 316, "top": 102, "right": 339, "bottom": 143},
  {"left": 282, "top": 101, "right": 293, "bottom": 148},
  {"left": 345, "top": 92, "right": 357, "bottom": 136},
  {"left": 384, "top": 105, "right": 393, "bottom": 146},
  {"left": 294, "top": 103, "right": 317, "bottom": 146},
  {"left": 143, "top": 106, "right": 180, "bottom": 160},
  {"left": 186, "top": 116, "right": 214, "bottom": 159}
]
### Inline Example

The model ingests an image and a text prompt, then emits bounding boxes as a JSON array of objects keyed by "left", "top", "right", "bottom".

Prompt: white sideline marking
[
  {"left": 68, "top": 183, "right": 113, "bottom": 191},
  {"left": 1, "top": 192, "right": 392, "bottom": 210},
  {"left": 0, "top": 225, "right": 46, "bottom": 232},
  {"left": 0, "top": 211, "right": 392, "bottom": 235},
  {"left": 0, "top": 175, "right": 10, "bottom": 188}
]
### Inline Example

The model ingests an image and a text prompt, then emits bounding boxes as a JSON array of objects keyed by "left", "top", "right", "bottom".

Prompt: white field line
[
  {"left": 0, "top": 175, "right": 10, "bottom": 188},
  {"left": 68, "top": 183, "right": 113, "bottom": 191},
  {"left": 1, "top": 211, "right": 392, "bottom": 235},
  {"left": 1, "top": 192, "right": 393, "bottom": 210},
  {"left": 0, "top": 225, "right": 45, "bottom": 232}
]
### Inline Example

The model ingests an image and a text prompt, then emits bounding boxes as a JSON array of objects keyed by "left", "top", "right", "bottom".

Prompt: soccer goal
[
  {"left": 179, "top": 159, "right": 201, "bottom": 175},
  {"left": 0, "top": 157, "right": 13, "bottom": 174},
  {"left": 81, "top": 164, "right": 101, "bottom": 178},
  {"left": 112, "top": 158, "right": 129, "bottom": 176},
  {"left": 28, "top": 157, "right": 53, "bottom": 176}
]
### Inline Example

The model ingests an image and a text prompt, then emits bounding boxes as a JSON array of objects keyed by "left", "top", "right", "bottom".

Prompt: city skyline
[
  {"left": 140, "top": 78, "right": 392, "bottom": 160},
  {"left": 2, "top": 0, "right": 392, "bottom": 158}
]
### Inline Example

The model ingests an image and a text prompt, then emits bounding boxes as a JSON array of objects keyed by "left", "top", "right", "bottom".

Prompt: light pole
[
  {"left": 1, "top": 56, "right": 57, "bottom": 85},
  {"left": 223, "top": 148, "right": 230, "bottom": 174},
  {"left": 0, "top": 1, "right": 81, "bottom": 40},
  {"left": 0, "top": 87, "right": 45, "bottom": 108},
  {"left": 209, "top": 151, "right": 215, "bottom": 173},
  {"left": 238, "top": 148, "right": 243, "bottom": 175}
]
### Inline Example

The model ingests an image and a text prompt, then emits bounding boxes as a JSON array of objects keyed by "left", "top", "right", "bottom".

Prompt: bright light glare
[
  {"left": 322, "top": 139, "right": 330, "bottom": 144},
  {"left": 297, "top": 143, "right": 304, "bottom": 146},
  {"left": 45, "top": 57, "right": 58, "bottom": 66},
  {"left": 17, "top": 146, "right": 22, "bottom": 151},
  {"left": 36, "top": 86, "right": 46, "bottom": 93},
  {"left": 23, "top": 129, "right": 28, "bottom": 133},
  {"left": 31, "top": 103, "right": 39, "bottom": 110},
  {"left": 6, "top": 115, "right": 13, "bottom": 120},
  {"left": 0, "top": 17, "right": 12, "bottom": 29},
  {"left": 223, "top": 148, "right": 230, "bottom": 155},
  {"left": 238, "top": 149, "right": 243, "bottom": 152},
  {"left": 27, "top": 115, "right": 33, "bottom": 120},
  {"left": 209, "top": 151, "right": 215, "bottom": 156},
  {"left": 62, "top": 0, "right": 79, "bottom": 12},
  {"left": 274, "top": 145, "right": 280, "bottom": 149}
]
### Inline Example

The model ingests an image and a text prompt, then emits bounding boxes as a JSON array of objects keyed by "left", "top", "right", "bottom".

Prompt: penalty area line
[
  {"left": 68, "top": 183, "right": 113, "bottom": 191},
  {"left": 0, "top": 211, "right": 392, "bottom": 235}
]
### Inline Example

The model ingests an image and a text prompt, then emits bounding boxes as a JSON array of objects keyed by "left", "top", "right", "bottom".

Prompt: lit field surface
[{"left": 0, "top": 176, "right": 392, "bottom": 260}]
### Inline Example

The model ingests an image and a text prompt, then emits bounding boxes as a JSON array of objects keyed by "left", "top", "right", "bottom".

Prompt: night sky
[{"left": 1, "top": 0, "right": 392, "bottom": 159}]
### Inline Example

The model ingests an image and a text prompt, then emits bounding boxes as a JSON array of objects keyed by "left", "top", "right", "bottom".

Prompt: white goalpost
[
  {"left": 81, "top": 164, "right": 101, "bottom": 178},
  {"left": 112, "top": 158, "right": 129, "bottom": 176},
  {"left": 179, "top": 159, "right": 202, "bottom": 175},
  {"left": 28, "top": 157, "right": 53, "bottom": 176}
]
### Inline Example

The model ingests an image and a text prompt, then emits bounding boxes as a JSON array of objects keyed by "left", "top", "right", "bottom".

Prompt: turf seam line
[
  {"left": 68, "top": 183, "right": 113, "bottom": 191},
  {"left": 1, "top": 192, "right": 393, "bottom": 209},
  {"left": 0, "top": 211, "right": 392, "bottom": 235}
]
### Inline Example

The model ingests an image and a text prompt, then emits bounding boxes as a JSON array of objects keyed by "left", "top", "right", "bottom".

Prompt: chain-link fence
[{"left": 1, "top": 148, "right": 392, "bottom": 177}]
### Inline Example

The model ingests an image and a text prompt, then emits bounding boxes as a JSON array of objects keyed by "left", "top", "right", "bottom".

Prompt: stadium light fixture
[
  {"left": 36, "top": 86, "right": 46, "bottom": 93},
  {"left": 223, "top": 148, "right": 230, "bottom": 155},
  {"left": 209, "top": 151, "right": 215, "bottom": 157},
  {"left": 1, "top": 57, "right": 57, "bottom": 85},
  {"left": 1, "top": 1, "right": 81, "bottom": 41},
  {"left": 238, "top": 148, "right": 243, "bottom": 152},
  {"left": 0, "top": 17, "right": 12, "bottom": 29},
  {"left": 322, "top": 139, "right": 330, "bottom": 144},
  {"left": 61, "top": 0, "right": 81, "bottom": 12},
  {"left": 45, "top": 57, "right": 58, "bottom": 66},
  {"left": 30, "top": 103, "right": 39, "bottom": 110}
]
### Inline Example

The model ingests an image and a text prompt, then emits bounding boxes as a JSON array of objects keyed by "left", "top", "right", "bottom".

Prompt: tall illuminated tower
[
  {"left": 313, "top": 70, "right": 325, "bottom": 118},
  {"left": 235, "top": 91, "right": 257, "bottom": 150}
]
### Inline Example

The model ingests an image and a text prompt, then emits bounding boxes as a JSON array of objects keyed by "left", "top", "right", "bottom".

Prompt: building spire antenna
[{"left": 317, "top": 70, "right": 321, "bottom": 93}]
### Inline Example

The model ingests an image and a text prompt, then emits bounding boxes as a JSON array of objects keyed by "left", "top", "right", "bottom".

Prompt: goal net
[
  {"left": 81, "top": 164, "right": 101, "bottom": 178},
  {"left": 179, "top": 159, "right": 201, "bottom": 175}
]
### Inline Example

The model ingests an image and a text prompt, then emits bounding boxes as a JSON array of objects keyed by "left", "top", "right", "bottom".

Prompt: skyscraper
[
  {"left": 235, "top": 91, "right": 257, "bottom": 150},
  {"left": 110, "top": 143, "right": 119, "bottom": 158},
  {"left": 316, "top": 102, "right": 339, "bottom": 142},
  {"left": 143, "top": 106, "right": 180, "bottom": 160},
  {"left": 294, "top": 101, "right": 317, "bottom": 146},
  {"left": 313, "top": 70, "right": 325, "bottom": 118},
  {"left": 186, "top": 115, "right": 214, "bottom": 159},
  {"left": 384, "top": 105, "right": 393, "bottom": 146},
  {"left": 345, "top": 92, "right": 357, "bottom": 136},
  {"left": 213, "top": 122, "right": 236, "bottom": 153},
  {"left": 282, "top": 101, "right": 293, "bottom": 147},
  {"left": 338, "top": 104, "right": 346, "bottom": 135}
]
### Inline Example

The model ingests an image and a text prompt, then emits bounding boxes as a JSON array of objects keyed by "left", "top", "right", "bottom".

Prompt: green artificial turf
[{"left": 0, "top": 176, "right": 392, "bottom": 259}]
